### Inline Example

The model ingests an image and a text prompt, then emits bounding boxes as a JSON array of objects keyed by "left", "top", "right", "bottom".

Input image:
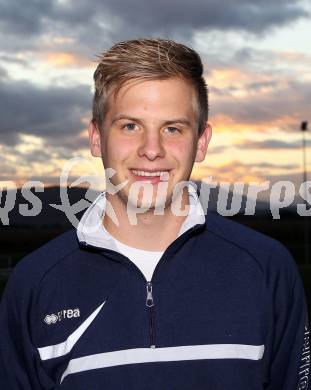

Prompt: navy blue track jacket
[{"left": 0, "top": 212, "right": 310, "bottom": 389}]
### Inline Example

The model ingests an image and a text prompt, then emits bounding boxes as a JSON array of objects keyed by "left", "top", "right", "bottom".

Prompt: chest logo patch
[{"left": 44, "top": 308, "right": 80, "bottom": 325}]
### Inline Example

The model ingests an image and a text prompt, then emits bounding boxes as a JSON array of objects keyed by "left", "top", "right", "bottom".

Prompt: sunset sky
[{"left": 0, "top": 0, "right": 310, "bottom": 192}]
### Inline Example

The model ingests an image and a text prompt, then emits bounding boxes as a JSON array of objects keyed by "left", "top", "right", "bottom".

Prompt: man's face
[{"left": 89, "top": 76, "right": 211, "bottom": 212}]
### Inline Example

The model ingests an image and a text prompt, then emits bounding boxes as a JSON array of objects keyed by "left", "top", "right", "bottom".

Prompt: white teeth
[{"left": 131, "top": 169, "right": 169, "bottom": 178}]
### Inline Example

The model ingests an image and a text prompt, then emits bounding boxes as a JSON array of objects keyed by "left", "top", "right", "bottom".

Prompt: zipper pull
[{"left": 146, "top": 282, "right": 154, "bottom": 307}]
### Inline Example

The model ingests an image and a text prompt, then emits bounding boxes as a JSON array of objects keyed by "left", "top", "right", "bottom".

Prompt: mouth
[{"left": 129, "top": 169, "right": 170, "bottom": 183}]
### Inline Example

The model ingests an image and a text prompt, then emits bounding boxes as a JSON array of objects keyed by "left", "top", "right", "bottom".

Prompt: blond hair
[{"left": 92, "top": 38, "right": 208, "bottom": 134}]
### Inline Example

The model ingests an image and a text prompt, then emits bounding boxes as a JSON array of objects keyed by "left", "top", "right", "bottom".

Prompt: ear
[
  {"left": 195, "top": 123, "right": 212, "bottom": 162},
  {"left": 88, "top": 121, "right": 102, "bottom": 157}
]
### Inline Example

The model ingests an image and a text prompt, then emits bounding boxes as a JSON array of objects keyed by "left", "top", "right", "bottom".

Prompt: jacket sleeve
[
  {"left": 0, "top": 265, "right": 54, "bottom": 389},
  {"left": 263, "top": 244, "right": 310, "bottom": 389}
]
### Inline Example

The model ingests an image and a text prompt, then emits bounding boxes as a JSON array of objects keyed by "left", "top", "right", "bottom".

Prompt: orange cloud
[
  {"left": 43, "top": 52, "right": 92, "bottom": 67},
  {"left": 207, "top": 67, "right": 276, "bottom": 90},
  {"left": 277, "top": 51, "right": 311, "bottom": 65},
  {"left": 210, "top": 113, "right": 300, "bottom": 133}
]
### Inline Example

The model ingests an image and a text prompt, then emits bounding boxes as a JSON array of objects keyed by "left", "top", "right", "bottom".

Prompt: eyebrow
[{"left": 111, "top": 114, "right": 192, "bottom": 127}]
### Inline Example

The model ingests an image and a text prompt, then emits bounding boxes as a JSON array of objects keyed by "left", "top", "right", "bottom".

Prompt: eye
[
  {"left": 122, "top": 123, "right": 137, "bottom": 131},
  {"left": 165, "top": 126, "right": 180, "bottom": 134}
]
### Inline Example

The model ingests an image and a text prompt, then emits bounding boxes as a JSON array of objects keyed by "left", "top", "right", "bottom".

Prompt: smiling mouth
[{"left": 130, "top": 169, "right": 170, "bottom": 182}]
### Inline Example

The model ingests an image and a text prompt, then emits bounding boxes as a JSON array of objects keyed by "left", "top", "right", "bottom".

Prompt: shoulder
[
  {"left": 2, "top": 229, "right": 80, "bottom": 299},
  {"left": 202, "top": 212, "right": 298, "bottom": 280}
]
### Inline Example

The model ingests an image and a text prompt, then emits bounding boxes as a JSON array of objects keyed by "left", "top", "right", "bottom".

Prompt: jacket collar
[{"left": 77, "top": 182, "right": 206, "bottom": 251}]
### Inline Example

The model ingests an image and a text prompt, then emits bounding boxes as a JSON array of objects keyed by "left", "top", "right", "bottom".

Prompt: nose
[{"left": 137, "top": 130, "right": 165, "bottom": 160}]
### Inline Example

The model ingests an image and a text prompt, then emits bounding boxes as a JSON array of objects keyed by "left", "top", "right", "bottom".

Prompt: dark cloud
[
  {"left": 0, "top": 65, "right": 8, "bottom": 80},
  {"left": 207, "top": 145, "right": 230, "bottom": 154},
  {"left": 0, "top": 162, "right": 17, "bottom": 176},
  {"left": 237, "top": 139, "right": 311, "bottom": 150},
  {"left": 0, "top": 0, "right": 309, "bottom": 55},
  {"left": 208, "top": 137, "right": 311, "bottom": 156},
  {"left": 45, "top": 133, "right": 90, "bottom": 154},
  {"left": 211, "top": 79, "right": 311, "bottom": 129},
  {"left": 0, "top": 54, "right": 30, "bottom": 66},
  {"left": 210, "top": 80, "right": 280, "bottom": 98},
  {"left": 13, "top": 149, "right": 59, "bottom": 164},
  {"left": 0, "top": 0, "right": 53, "bottom": 36},
  {"left": 265, "top": 171, "right": 310, "bottom": 187},
  {"left": 255, "top": 161, "right": 298, "bottom": 170},
  {"left": 198, "top": 160, "right": 299, "bottom": 175},
  {"left": 228, "top": 160, "right": 298, "bottom": 170},
  {"left": 243, "top": 80, "right": 279, "bottom": 92},
  {"left": 103, "top": 0, "right": 309, "bottom": 34},
  {"left": 0, "top": 77, "right": 91, "bottom": 146}
]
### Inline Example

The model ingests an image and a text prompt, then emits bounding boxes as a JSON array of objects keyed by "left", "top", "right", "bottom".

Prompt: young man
[{"left": 0, "top": 38, "right": 309, "bottom": 389}]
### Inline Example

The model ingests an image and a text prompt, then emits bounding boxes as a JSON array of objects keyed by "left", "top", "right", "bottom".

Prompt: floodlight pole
[{"left": 301, "top": 121, "right": 309, "bottom": 264}]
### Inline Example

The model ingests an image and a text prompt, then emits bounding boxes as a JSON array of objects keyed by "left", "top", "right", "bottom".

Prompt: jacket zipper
[
  {"left": 142, "top": 225, "right": 204, "bottom": 348},
  {"left": 146, "top": 282, "right": 156, "bottom": 348},
  {"left": 83, "top": 223, "right": 205, "bottom": 350}
]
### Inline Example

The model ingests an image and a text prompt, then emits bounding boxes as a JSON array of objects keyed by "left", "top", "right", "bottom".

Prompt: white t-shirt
[
  {"left": 103, "top": 229, "right": 163, "bottom": 282},
  {"left": 77, "top": 184, "right": 205, "bottom": 281}
]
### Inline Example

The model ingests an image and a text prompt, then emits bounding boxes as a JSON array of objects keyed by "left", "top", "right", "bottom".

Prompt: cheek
[
  {"left": 167, "top": 138, "right": 196, "bottom": 161},
  {"left": 104, "top": 136, "right": 136, "bottom": 163}
]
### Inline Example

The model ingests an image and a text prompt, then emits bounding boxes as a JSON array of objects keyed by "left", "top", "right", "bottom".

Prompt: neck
[{"left": 103, "top": 189, "right": 190, "bottom": 251}]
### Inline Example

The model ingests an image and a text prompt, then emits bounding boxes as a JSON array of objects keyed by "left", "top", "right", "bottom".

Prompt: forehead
[{"left": 106, "top": 77, "right": 198, "bottom": 121}]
